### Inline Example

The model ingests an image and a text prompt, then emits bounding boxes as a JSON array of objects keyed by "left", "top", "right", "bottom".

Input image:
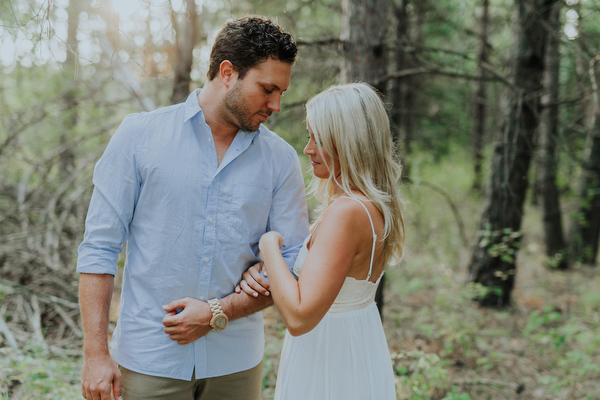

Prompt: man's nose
[{"left": 267, "top": 96, "right": 281, "bottom": 113}]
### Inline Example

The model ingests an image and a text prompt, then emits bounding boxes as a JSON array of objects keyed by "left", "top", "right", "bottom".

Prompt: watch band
[
  {"left": 208, "top": 298, "right": 223, "bottom": 315},
  {"left": 208, "top": 298, "right": 228, "bottom": 331}
]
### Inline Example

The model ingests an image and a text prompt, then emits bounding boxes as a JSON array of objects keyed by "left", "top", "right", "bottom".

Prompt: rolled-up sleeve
[
  {"left": 77, "top": 115, "right": 141, "bottom": 275},
  {"left": 268, "top": 147, "right": 309, "bottom": 271}
]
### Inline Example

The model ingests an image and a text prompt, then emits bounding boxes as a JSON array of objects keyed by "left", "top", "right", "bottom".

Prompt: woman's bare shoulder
[{"left": 318, "top": 196, "right": 374, "bottom": 233}]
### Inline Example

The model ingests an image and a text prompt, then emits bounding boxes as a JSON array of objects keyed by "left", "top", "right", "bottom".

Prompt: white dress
[{"left": 274, "top": 197, "right": 396, "bottom": 400}]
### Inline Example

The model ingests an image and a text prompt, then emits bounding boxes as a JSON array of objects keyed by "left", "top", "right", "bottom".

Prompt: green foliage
[
  {"left": 441, "top": 386, "right": 472, "bottom": 400},
  {"left": 521, "top": 305, "right": 600, "bottom": 393},
  {"left": 523, "top": 305, "right": 562, "bottom": 337},
  {"left": 261, "top": 356, "right": 275, "bottom": 389},
  {"left": 393, "top": 350, "right": 452, "bottom": 399},
  {"left": 0, "top": 348, "right": 81, "bottom": 400},
  {"left": 545, "top": 250, "right": 567, "bottom": 269},
  {"left": 478, "top": 225, "right": 522, "bottom": 264}
]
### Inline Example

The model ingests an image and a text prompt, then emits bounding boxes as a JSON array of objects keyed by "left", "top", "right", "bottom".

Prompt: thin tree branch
[
  {"left": 0, "top": 279, "right": 79, "bottom": 309},
  {"left": 53, "top": 304, "right": 83, "bottom": 338},
  {"left": 0, "top": 309, "right": 21, "bottom": 353},
  {"left": 404, "top": 177, "right": 469, "bottom": 247},
  {"left": 296, "top": 38, "right": 344, "bottom": 47}
]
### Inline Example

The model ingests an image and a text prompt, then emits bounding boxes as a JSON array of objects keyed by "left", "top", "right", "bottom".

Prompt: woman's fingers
[
  {"left": 240, "top": 279, "right": 259, "bottom": 297},
  {"left": 237, "top": 262, "right": 270, "bottom": 297}
]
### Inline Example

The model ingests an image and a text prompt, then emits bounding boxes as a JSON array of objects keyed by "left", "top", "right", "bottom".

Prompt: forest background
[{"left": 1, "top": 0, "right": 599, "bottom": 399}]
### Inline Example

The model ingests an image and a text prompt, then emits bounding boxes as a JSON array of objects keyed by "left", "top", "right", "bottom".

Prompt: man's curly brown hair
[{"left": 207, "top": 16, "right": 298, "bottom": 81}]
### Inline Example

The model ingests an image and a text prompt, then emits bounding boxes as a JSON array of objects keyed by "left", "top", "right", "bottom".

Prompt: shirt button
[
  {"left": 204, "top": 257, "right": 210, "bottom": 263},
  {"left": 208, "top": 138, "right": 212, "bottom": 143},
  {"left": 208, "top": 217, "right": 213, "bottom": 223},
  {"left": 200, "top": 296, "right": 205, "bottom": 301}
]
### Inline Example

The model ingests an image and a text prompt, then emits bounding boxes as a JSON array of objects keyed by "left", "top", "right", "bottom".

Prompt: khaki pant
[{"left": 119, "top": 362, "right": 262, "bottom": 400}]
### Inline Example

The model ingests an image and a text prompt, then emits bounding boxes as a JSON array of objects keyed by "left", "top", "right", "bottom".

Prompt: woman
[{"left": 239, "top": 82, "right": 405, "bottom": 399}]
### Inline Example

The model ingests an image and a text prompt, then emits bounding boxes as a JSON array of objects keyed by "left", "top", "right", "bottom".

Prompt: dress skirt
[{"left": 274, "top": 302, "right": 396, "bottom": 400}]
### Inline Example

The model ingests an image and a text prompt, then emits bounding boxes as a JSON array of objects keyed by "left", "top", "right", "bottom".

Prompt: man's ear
[{"left": 219, "top": 61, "right": 237, "bottom": 88}]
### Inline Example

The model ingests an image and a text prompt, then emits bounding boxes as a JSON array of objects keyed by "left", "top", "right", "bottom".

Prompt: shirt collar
[
  {"left": 183, "top": 89, "right": 202, "bottom": 123},
  {"left": 183, "top": 88, "right": 262, "bottom": 142}
]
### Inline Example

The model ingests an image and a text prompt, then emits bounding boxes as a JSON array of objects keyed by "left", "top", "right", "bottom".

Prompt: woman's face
[{"left": 303, "top": 123, "right": 339, "bottom": 179}]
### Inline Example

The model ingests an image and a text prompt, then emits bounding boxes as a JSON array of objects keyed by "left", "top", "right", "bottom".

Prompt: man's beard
[{"left": 222, "top": 81, "right": 268, "bottom": 132}]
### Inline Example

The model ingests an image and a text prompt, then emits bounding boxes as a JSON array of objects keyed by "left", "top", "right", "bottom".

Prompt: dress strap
[
  {"left": 338, "top": 196, "right": 377, "bottom": 280},
  {"left": 309, "top": 217, "right": 324, "bottom": 238}
]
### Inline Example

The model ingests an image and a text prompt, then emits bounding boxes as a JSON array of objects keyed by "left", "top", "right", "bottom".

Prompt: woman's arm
[{"left": 259, "top": 201, "right": 364, "bottom": 336}]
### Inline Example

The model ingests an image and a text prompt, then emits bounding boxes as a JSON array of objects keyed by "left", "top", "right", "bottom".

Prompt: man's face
[{"left": 222, "top": 58, "right": 292, "bottom": 132}]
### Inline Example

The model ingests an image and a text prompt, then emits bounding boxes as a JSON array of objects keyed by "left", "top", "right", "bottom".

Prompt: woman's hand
[
  {"left": 235, "top": 262, "right": 270, "bottom": 297},
  {"left": 259, "top": 231, "right": 284, "bottom": 252},
  {"left": 236, "top": 232, "right": 282, "bottom": 297}
]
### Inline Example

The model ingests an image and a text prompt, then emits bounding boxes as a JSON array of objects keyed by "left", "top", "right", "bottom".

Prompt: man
[{"left": 77, "top": 16, "right": 309, "bottom": 400}]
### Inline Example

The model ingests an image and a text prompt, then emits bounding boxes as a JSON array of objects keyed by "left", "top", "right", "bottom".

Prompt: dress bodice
[{"left": 292, "top": 235, "right": 382, "bottom": 314}]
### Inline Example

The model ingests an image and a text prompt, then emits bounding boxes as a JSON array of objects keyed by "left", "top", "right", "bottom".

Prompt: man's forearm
[
  {"left": 79, "top": 273, "right": 114, "bottom": 356},
  {"left": 219, "top": 290, "right": 273, "bottom": 322},
  {"left": 162, "top": 279, "right": 274, "bottom": 343}
]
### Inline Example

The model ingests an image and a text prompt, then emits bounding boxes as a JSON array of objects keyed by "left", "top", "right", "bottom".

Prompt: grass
[
  {"left": 2, "top": 147, "right": 600, "bottom": 399},
  {"left": 0, "top": 347, "right": 81, "bottom": 400}
]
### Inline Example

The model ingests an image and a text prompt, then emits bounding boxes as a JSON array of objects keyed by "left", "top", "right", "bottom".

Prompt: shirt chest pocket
[{"left": 220, "top": 182, "right": 272, "bottom": 241}]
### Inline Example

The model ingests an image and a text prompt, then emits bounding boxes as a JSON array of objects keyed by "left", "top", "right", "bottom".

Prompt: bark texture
[
  {"left": 468, "top": 0, "right": 558, "bottom": 307},
  {"left": 170, "top": 0, "right": 199, "bottom": 104},
  {"left": 61, "top": 0, "right": 81, "bottom": 179},
  {"left": 539, "top": 1, "right": 567, "bottom": 269},
  {"left": 341, "top": 0, "right": 389, "bottom": 95},
  {"left": 471, "top": 0, "right": 490, "bottom": 193},
  {"left": 569, "top": 58, "right": 600, "bottom": 265},
  {"left": 391, "top": 0, "right": 425, "bottom": 180}
]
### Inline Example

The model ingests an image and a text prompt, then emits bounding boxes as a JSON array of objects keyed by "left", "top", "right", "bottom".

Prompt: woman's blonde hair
[{"left": 306, "top": 82, "right": 405, "bottom": 264}]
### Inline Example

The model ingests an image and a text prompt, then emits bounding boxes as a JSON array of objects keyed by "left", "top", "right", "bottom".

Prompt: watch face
[{"left": 214, "top": 315, "right": 227, "bottom": 330}]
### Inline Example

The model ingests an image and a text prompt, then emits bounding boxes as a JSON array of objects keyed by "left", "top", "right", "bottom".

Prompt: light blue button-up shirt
[{"left": 77, "top": 90, "right": 309, "bottom": 380}]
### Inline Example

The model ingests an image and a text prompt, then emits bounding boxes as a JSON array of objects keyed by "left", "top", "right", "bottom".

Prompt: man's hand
[
  {"left": 162, "top": 298, "right": 212, "bottom": 344},
  {"left": 81, "top": 353, "right": 122, "bottom": 400},
  {"left": 79, "top": 273, "right": 121, "bottom": 399}
]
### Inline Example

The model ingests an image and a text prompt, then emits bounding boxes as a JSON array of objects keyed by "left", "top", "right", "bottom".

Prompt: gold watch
[{"left": 207, "top": 298, "right": 228, "bottom": 331}]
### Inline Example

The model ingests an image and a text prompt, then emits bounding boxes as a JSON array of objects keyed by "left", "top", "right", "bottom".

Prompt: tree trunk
[
  {"left": 170, "top": 0, "right": 199, "bottom": 104},
  {"left": 468, "top": 0, "right": 556, "bottom": 307},
  {"left": 391, "top": 0, "right": 408, "bottom": 148},
  {"left": 143, "top": 1, "right": 158, "bottom": 80},
  {"left": 539, "top": 1, "right": 567, "bottom": 269},
  {"left": 391, "top": 0, "right": 425, "bottom": 180},
  {"left": 61, "top": 0, "right": 81, "bottom": 179},
  {"left": 471, "top": 0, "right": 490, "bottom": 193},
  {"left": 569, "top": 58, "right": 600, "bottom": 265},
  {"left": 341, "top": 0, "right": 388, "bottom": 95},
  {"left": 341, "top": 0, "right": 390, "bottom": 317},
  {"left": 571, "top": 0, "right": 588, "bottom": 134}
]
